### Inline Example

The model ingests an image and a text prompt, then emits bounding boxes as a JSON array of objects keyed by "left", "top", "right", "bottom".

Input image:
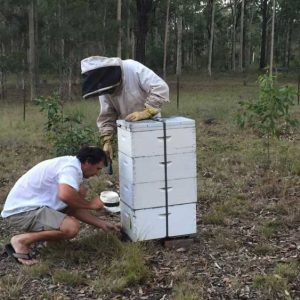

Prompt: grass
[
  {"left": 274, "top": 262, "right": 299, "bottom": 282},
  {"left": 89, "top": 241, "right": 150, "bottom": 294},
  {"left": 171, "top": 267, "right": 204, "bottom": 300},
  {"left": 256, "top": 219, "right": 283, "bottom": 239},
  {"left": 25, "top": 262, "right": 50, "bottom": 278},
  {"left": 253, "top": 243, "right": 277, "bottom": 256},
  {"left": 0, "top": 274, "right": 28, "bottom": 299},
  {"left": 252, "top": 274, "right": 291, "bottom": 299},
  {"left": 252, "top": 262, "right": 299, "bottom": 299},
  {"left": 52, "top": 269, "right": 86, "bottom": 286},
  {"left": 172, "top": 284, "right": 202, "bottom": 300},
  {"left": 203, "top": 197, "right": 251, "bottom": 225}
]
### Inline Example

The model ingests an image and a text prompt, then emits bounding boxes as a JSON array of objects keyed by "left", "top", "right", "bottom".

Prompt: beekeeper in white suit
[{"left": 80, "top": 56, "right": 170, "bottom": 161}]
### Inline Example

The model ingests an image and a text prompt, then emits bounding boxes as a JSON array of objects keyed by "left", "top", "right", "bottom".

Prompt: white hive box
[
  {"left": 121, "top": 202, "right": 197, "bottom": 242},
  {"left": 117, "top": 116, "right": 196, "bottom": 157},
  {"left": 120, "top": 177, "right": 197, "bottom": 209},
  {"left": 118, "top": 151, "right": 196, "bottom": 184},
  {"left": 117, "top": 117, "right": 197, "bottom": 240}
]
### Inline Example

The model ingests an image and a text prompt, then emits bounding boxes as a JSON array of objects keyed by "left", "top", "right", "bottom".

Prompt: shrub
[{"left": 35, "top": 95, "right": 100, "bottom": 156}]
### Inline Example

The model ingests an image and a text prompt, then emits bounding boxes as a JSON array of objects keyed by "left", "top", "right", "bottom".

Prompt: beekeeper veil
[{"left": 81, "top": 56, "right": 122, "bottom": 99}]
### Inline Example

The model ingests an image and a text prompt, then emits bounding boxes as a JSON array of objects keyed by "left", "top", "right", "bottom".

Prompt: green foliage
[
  {"left": 35, "top": 94, "right": 100, "bottom": 156},
  {"left": 236, "top": 74, "right": 298, "bottom": 164},
  {"left": 236, "top": 74, "right": 298, "bottom": 137},
  {"left": 34, "top": 95, "right": 63, "bottom": 132}
]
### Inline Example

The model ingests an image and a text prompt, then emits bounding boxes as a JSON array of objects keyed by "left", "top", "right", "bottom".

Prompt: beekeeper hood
[{"left": 81, "top": 56, "right": 122, "bottom": 99}]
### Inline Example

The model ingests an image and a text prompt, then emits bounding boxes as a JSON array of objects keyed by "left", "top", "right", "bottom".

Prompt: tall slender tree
[
  {"left": 135, "top": 0, "right": 153, "bottom": 63},
  {"left": 208, "top": 0, "right": 215, "bottom": 76},
  {"left": 117, "top": 0, "right": 122, "bottom": 57},
  {"left": 163, "top": 0, "right": 170, "bottom": 79},
  {"left": 239, "top": 0, "right": 245, "bottom": 72},
  {"left": 28, "top": 0, "right": 37, "bottom": 101},
  {"left": 260, "top": 0, "right": 268, "bottom": 69},
  {"left": 269, "top": 0, "right": 276, "bottom": 76}
]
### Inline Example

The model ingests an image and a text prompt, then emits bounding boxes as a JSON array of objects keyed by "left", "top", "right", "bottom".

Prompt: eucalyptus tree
[
  {"left": 28, "top": 0, "right": 37, "bottom": 100},
  {"left": 0, "top": 0, "right": 29, "bottom": 99},
  {"left": 207, "top": 0, "right": 215, "bottom": 76},
  {"left": 276, "top": 0, "right": 300, "bottom": 68},
  {"left": 135, "top": 0, "right": 154, "bottom": 63},
  {"left": 259, "top": 0, "right": 268, "bottom": 69}
]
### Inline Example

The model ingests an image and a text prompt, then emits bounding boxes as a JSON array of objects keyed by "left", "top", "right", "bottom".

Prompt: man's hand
[
  {"left": 89, "top": 196, "right": 104, "bottom": 210},
  {"left": 100, "top": 221, "right": 122, "bottom": 233},
  {"left": 125, "top": 107, "right": 158, "bottom": 122},
  {"left": 102, "top": 134, "right": 114, "bottom": 161}
]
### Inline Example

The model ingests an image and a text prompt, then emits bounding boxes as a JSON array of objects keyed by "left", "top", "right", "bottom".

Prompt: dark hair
[{"left": 76, "top": 146, "right": 107, "bottom": 166}]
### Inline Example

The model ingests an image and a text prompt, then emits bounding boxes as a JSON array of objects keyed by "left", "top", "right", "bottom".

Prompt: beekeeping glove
[
  {"left": 102, "top": 134, "right": 114, "bottom": 161},
  {"left": 125, "top": 107, "right": 158, "bottom": 122}
]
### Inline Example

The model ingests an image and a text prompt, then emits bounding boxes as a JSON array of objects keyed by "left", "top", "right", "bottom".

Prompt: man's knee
[{"left": 60, "top": 216, "right": 80, "bottom": 238}]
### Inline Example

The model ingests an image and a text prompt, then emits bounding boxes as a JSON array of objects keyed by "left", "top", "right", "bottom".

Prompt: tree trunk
[
  {"left": 28, "top": 0, "right": 37, "bottom": 101},
  {"left": 131, "top": 29, "right": 135, "bottom": 59},
  {"left": 239, "top": 0, "right": 244, "bottom": 72},
  {"left": 176, "top": 5, "right": 183, "bottom": 110},
  {"left": 176, "top": 6, "right": 183, "bottom": 77},
  {"left": 135, "top": 0, "right": 153, "bottom": 63},
  {"left": 231, "top": 0, "right": 237, "bottom": 71},
  {"left": 260, "top": 0, "right": 268, "bottom": 69},
  {"left": 58, "top": 0, "right": 65, "bottom": 98},
  {"left": 269, "top": 0, "right": 276, "bottom": 76},
  {"left": 246, "top": 3, "right": 255, "bottom": 68},
  {"left": 0, "top": 42, "right": 5, "bottom": 99},
  {"left": 101, "top": 0, "right": 107, "bottom": 53},
  {"left": 163, "top": 0, "right": 170, "bottom": 79},
  {"left": 208, "top": 0, "right": 215, "bottom": 77},
  {"left": 125, "top": 0, "right": 131, "bottom": 58},
  {"left": 287, "top": 24, "right": 292, "bottom": 69},
  {"left": 117, "top": 0, "right": 122, "bottom": 57}
]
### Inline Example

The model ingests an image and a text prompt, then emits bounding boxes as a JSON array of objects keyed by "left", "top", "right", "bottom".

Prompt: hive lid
[{"left": 117, "top": 116, "right": 195, "bottom": 132}]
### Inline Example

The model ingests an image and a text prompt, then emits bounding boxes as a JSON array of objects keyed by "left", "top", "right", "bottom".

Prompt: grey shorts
[{"left": 6, "top": 207, "right": 66, "bottom": 232}]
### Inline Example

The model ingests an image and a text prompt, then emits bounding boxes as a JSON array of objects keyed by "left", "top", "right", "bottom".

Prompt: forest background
[{"left": 0, "top": 0, "right": 300, "bottom": 101}]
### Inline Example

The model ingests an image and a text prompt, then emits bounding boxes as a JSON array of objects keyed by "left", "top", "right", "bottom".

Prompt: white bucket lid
[{"left": 100, "top": 191, "right": 120, "bottom": 213}]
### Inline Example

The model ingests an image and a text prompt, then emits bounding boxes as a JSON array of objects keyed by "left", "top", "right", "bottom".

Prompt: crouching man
[{"left": 1, "top": 146, "right": 120, "bottom": 265}]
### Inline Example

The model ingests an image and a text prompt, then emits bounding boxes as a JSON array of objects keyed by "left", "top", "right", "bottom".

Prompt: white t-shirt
[{"left": 1, "top": 156, "right": 82, "bottom": 218}]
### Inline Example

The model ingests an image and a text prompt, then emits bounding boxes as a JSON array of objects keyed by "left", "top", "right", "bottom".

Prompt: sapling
[
  {"left": 236, "top": 74, "right": 298, "bottom": 166},
  {"left": 35, "top": 94, "right": 99, "bottom": 155}
]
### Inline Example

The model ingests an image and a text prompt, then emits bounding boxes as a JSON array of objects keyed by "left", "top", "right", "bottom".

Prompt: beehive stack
[{"left": 117, "top": 116, "right": 197, "bottom": 241}]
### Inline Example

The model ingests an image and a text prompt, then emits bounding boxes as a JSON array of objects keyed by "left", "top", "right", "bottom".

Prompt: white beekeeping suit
[{"left": 81, "top": 56, "right": 170, "bottom": 160}]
